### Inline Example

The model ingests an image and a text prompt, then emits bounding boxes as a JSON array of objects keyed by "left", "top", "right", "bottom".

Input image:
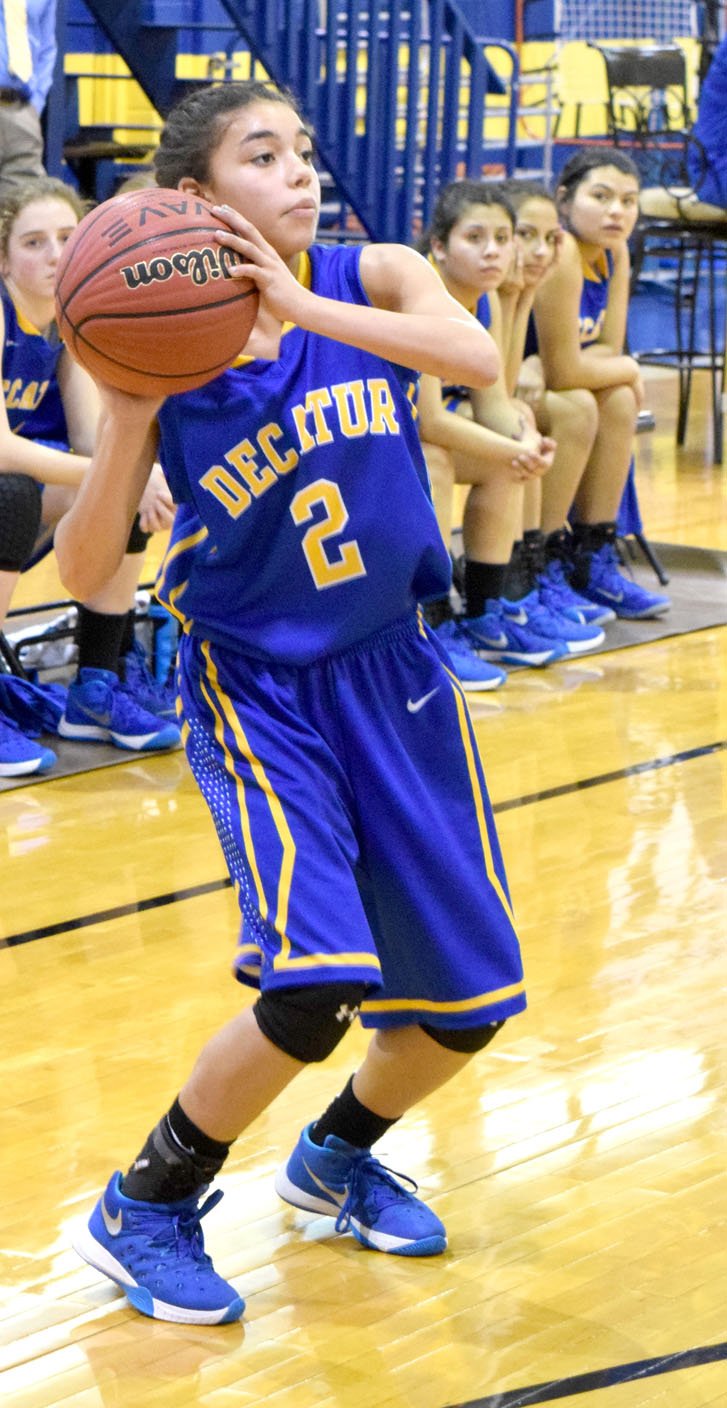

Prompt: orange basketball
[{"left": 54, "top": 188, "right": 259, "bottom": 396}]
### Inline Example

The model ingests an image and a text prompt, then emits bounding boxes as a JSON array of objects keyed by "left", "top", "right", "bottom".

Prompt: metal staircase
[{"left": 61, "top": 0, "right": 532, "bottom": 242}]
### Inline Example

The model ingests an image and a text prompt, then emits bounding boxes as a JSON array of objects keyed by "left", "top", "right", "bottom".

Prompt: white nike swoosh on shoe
[
  {"left": 101, "top": 1198, "right": 123, "bottom": 1237},
  {"left": 406, "top": 688, "right": 440, "bottom": 714},
  {"left": 503, "top": 607, "right": 528, "bottom": 625},
  {"left": 302, "top": 1160, "right": 346, "bottom": 1207},
  {"left": 477, "top": 632, "right": 509, "bottom": 649},
  {"left": 595, "top": 587, "right": 624, "bottom": 602}
]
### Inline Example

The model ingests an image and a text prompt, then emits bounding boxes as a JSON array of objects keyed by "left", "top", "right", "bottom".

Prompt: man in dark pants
[{"left": 0, "top": 0, "right": 57, "bottom": 196}]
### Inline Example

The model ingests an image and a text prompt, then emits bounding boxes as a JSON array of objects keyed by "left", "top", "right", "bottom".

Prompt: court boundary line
[
  {"left": 445, "top": 1337, "right": 727, "bottom": 1406},
  {"left": 1, "top": 737, "right": 723, "bottom": 950}
]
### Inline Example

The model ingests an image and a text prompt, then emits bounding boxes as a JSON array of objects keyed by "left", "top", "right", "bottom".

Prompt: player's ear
[{"left": 178, "top": 176, "right": 208, "bottom": 199}]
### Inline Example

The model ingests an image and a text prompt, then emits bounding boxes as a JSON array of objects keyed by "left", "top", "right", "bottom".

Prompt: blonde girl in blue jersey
[
  {"left": 532, "top": 148, "right": 670, "bottom": 618},
  {"left": 0, "top": 177, "right": 179, "bottom": 777},
  {"left": 56, "top": 79, "right": 527, "bottom": 1326}
]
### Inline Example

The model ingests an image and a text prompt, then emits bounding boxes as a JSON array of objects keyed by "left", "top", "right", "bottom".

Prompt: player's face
[
  {"left": 198, "top": 100, "right": 321, "bottom": 262},
  {"left": 433, "top": 203, "right": 513, "bottom": 297},
  {"left": 3, "top": 198, "right": 78, "bottom": 300},
  {"left": 514, "top": 197, "right": 561, "bottom": 286},
  {"left": 562, "top": 166, "right": 640, "bottom": 250}
]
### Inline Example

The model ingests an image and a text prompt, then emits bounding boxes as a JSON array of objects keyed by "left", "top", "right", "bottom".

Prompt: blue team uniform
[
  {"left": 1, "top": 282, "right": 68, "bottom": 448},
  {"left": 578, "top": 249, "right": 613, "bottom": 348},
  {"left": 156, "top": 243, "right": 525, "bottom": 1031}
]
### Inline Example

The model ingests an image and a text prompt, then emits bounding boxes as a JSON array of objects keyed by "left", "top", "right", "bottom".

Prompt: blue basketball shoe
[
  {"left": 121, "top": 639, "right": 178, "bottom": 721},
  {"left": 73, "top": 1172, "right": 245, "bottom": 1324},
  {"left": 0, "top": 709, "right": 55, "bottom": 777},
  {"left": 576, "top": 543, "right": 671, "bottom": 619},
  {"left": 537, "top": 558, "right": 616, "bottom": 626},
  {"left": 433, "top": 619, "right": 506, "bottom": 691},
  {"left": 275, "top": 1124, "right": 447, "bottom": 1256},
  {"left": 461, "top": 599, "right": 567, "bottom": 667},
  {"left": 59, "top": 668, "right": 181, "bottom": 751},
  {"left": 501, "top": 591, "right": 605, "bottom": 656}
]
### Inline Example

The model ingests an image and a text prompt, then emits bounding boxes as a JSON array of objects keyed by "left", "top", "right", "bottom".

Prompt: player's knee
[
  {"left": 253, "top": 982, "right": 368, "bottom": 1063},
  {"left": 126, "top": 514, "right": 151, "bottom": 554},
  {"left": 0, "top": 474, "right": 43, "bottom": 571},
  {"left": 420, "top": 1019, "right": 506, "bottom": 1054}
]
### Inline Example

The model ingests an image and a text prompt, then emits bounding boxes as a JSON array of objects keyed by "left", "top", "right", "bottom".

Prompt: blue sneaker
[
  {"left": 0, "top": 708, "right": 56, "bottom": 777},
  {"left": 577, "top": 543, "right": 671, "bottom": 619},
  {"left": 462, "top": 600, "right": 567, "bottom": 668},
  {"left": 121, "top": 639, "right": 178, "bottom": 720},
  {"left": 537, "top": 559, "right": 616, "bottom": 626},
  {"left": 59, "top": 668, "right": 181, "bottom": 751},
  {"left": 73, "top": 1172, "right": 244, "bottom": 1324},
  {"left": 501, "top": 591, "right": 605, "bottom": 656},
  {"left": 275, "top": 1124, "right": 447, "bottom": 1256},
  {"left": 433, "top": 620, "right": 506, "bottom": 691}
]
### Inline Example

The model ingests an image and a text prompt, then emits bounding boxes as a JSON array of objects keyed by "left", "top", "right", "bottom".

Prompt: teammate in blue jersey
[
  {"left": 532, "top": 149, "right": 670, "bottom": 619},
  {"left": 416, "top": 179, "right": 602, "bottom": 668},
  {"left": 56, "top": 79, "right": 527, "bottom": 1326},
  {"left": 0, "top": 176, "right": 179, "bottom": 777}
]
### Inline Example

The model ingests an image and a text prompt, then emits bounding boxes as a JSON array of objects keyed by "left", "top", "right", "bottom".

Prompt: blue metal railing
[{"left": 67, "top": 0, "right": 522, "bottom": 242}]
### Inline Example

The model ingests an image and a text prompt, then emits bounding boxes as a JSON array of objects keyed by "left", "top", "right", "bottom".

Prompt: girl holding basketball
[
  {"left": 0, "top": 176, "right": 179, "bottom": 776},
  {"left": 56, "top": 80, "right": 526, "bottom": 1326}
]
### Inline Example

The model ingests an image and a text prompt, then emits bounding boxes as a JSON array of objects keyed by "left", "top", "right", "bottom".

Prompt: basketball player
[
  {"left": 55, "top": 80, "right": 527, "bottom": 1325},
  {"left": 0, "top": 176, "right": 180, "bottom": 776},
  {"left": 416, "top": 178, "right": 603, "bottom": 668},
  {"left": 531, "top": 149, "right": 670, "bottom": 618}
]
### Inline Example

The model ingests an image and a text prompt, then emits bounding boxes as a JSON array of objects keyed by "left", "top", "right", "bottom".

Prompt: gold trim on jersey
[
  {"left": 155, "top": 523, "right": 208, "bottom": 626},
  {"left": 200, "top": 641, "right": 294, "bottom": 938},
  {"left": 196, "top": 642, "right": 383, "bottom": 980},
  {"left": 362, "top": 978, "right": 525, "bottom": 1016},
  {"left": 581, "top": 247, "right": 610, "bottom": 283}
]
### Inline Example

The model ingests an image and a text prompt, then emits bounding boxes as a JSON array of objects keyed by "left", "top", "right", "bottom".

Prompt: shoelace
[
  {"left": 140, "top": 1188, "right": 224, "bottom": 1264},
  {"left": 334, "top": 1154, "right": 419, "bottom": 1234}
]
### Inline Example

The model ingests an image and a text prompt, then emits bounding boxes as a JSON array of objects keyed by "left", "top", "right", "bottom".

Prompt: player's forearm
[
  {"left": 55, "top": 411, "right": 156, "bottom": 599},
  {"left": 0, "top": 433, "right": 89, "bottom": 486},
  {"left": 296, "top": 293, "right": 500, "bottom": 387},
  {"left": 545, "top": 350, "right": 638, "bottom": 392}
]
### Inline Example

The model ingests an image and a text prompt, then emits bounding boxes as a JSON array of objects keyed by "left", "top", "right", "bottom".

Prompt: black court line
[
  {"left": 446, "top": 1338, "right": 727, "bottom": 1406},
  {"left": 493, "top": 739, "right": 725, "bottom": 812},
  {"left": 0, "top": 876, "right": 232, "bottom": 950},
  {"left": 1, "top": 739, "right": 723, "bottom": 951}
]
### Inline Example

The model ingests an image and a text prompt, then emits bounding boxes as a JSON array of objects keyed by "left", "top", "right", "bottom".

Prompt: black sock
[
  {"left": 119, "top": 609, "right": 135, "bottom": 658},
  {"left": 75, "top": 605, "right": 127, "bottom": 675},
  {"left": 121, "top": 1097, "right": 231, "bottom": 1203},
  {"left": 310, "top": 1074, "right": 397, "bottom": 1150},
  {"left": 463, "top": 560, "right": 508, "bottom": 618},
  {"left": 544, "top": 527, "right": 573, "bottom": 563},
  {"left": 570, "top": 521, "right": 617, "bottom": 590},
  {"left": 422, "top": 595, "right": 453, "bottom": 629}
]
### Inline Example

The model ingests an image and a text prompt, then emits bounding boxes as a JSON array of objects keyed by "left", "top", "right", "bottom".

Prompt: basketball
[{"left": 54, "top": 188, "right": 259, "bottom": 396}]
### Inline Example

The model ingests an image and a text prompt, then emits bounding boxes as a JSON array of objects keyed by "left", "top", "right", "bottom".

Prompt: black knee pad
[
  {"left": 420, "top": 1019, "right": 506, "bottom": 1054},
  {"left": 253, "top": 982, "right": 368, "bottom": 1063},
  {"left": 126, "top": 514, "right": 151, "bottom": 554},
  {"left": 0, "top": 474, "right": 42, "bottom": 571}
]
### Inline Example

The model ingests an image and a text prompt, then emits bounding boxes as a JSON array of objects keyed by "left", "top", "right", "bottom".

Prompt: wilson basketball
[{"left": 54, "top": 188, "right": 258, "bottom": 396}]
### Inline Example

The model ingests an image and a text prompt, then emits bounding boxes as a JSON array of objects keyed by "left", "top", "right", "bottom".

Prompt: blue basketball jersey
[
  {"left": 156, "top": 244, "right": 451, "bottom": 665},
  {"left": 578, "top": 248, "right": 614, "bottom": 348},
  {"left": 1, "top": 283, "right": 67, "bottom": 443}
]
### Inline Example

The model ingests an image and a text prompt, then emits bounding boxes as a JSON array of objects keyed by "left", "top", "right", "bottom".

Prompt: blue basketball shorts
[{"left": 176, "top": 614, "right": 526, "bottom": 1031}]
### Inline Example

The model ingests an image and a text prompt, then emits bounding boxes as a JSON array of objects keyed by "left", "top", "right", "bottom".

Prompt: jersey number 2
[{"left": 290, "top": 479, "right": 366, "bottom": 590}]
